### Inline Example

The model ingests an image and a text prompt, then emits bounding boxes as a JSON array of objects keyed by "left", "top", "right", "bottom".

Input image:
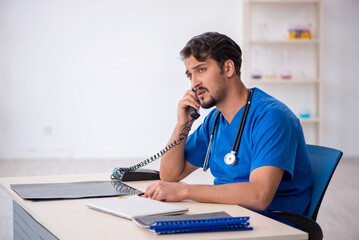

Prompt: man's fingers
[{"left": 144, "top": 181, "right": 159, "bottom": 198}]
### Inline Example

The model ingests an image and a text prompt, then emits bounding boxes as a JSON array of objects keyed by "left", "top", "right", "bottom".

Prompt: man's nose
[{"left": 191, "top": 75, "right": 201, "bottom": 90}]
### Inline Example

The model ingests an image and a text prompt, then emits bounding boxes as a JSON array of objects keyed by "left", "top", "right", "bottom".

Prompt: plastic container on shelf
[
  {"left": 280, "top": 50, "right": 292, "bottom": 80},
  {"left": 251, "top": 50, "right": 262, "bottom": 79},
  {"left": 287, "top": 23, "right": 312, "bottom": 40},
  {"left": 299, "top": 107, "right": 312, "bottom": 119},
  {"left": 264, "top": 50, "right": 277, "bottom": 79}
]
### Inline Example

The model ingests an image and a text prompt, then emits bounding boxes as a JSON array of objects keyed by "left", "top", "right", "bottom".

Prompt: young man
[{"left": 145, "top": 32, "right": 312, "bottom": 216}]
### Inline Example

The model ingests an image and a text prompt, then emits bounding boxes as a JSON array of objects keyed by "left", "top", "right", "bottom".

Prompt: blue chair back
[{"left": 307, "top": 144, "right": 343, "bottom": 220}]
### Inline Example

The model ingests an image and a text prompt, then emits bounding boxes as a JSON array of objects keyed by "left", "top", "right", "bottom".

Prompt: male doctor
[{"left": 145, "top": 32, "right": 312, "bottom": 216}]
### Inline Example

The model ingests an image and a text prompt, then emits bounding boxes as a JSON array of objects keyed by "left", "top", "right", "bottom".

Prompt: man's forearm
[
  {"left": 183, "top": 182, "right": 270, "bottom": 211},
  {"left": 146, "top": 180, "right": 272, "bottom": 211},
  {"left": 146, "top": 166, "right": 283, "bottom": 211},
  {"left": 160, "top": 123, "right": 190, "bottom": 181},
  {"left": 181, "top": 166, "right": 283, "bottom": 210}
]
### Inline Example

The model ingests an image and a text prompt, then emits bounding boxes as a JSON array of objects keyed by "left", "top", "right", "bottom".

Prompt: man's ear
[{"left": 224, "top": 60, "right": 235, "bottom": 77}]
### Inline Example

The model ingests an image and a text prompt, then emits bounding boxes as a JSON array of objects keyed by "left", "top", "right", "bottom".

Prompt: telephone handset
[
  {"left": 111, "top": 90, "right": 199, "bottom": 181},
  {"left": 188, "top": 106, "right": 200, "bottom": 120},
  {"left": 188, "top": 88, "right": 200, "bottom": 120}
]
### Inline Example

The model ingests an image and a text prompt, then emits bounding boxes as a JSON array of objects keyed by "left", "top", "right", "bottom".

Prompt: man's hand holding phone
[
  {"left": 188, "top": 89, "right": 201, "bottom": 120},
  {"left": 177, "top": 89, "right": 200, "bottom": 125}
]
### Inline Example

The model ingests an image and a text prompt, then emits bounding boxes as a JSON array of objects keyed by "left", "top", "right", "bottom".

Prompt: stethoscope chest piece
[
  {"left": 202, "top": 89, "right": 253, "bottom": 171},
  {"left": 224, "top": 151, "right": 237, "bottom": 165}
]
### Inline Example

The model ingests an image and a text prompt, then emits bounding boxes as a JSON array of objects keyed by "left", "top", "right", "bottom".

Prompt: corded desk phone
[
  {"left": 111, "top": 90, "right": 200, "bottom": 181},
  {"left": 112, "top": 168, "right": 161, "bottom": 181}
]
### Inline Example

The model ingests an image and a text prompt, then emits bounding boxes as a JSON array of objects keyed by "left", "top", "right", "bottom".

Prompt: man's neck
[{"left": 217, "top": 82, "right": 248, "bottom": 125}]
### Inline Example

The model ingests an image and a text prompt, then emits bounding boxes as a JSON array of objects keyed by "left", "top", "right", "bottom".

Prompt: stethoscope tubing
[
  {"left": 232, "top": 89, "right": 253, "bottom": 154},
  {"left": 203, "top": 89, "right": 253, "bottom": 171}
]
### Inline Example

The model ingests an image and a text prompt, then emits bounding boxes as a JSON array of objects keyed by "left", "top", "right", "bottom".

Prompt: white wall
[
  {"left": 0, "top": 0, "right": 358, "bottom": 160},
  {"left": 0, "top": 0, "right": 242, "bottom": 159},
  {"left": 322, "top": 0, "right": 359, "bottom": 156}
]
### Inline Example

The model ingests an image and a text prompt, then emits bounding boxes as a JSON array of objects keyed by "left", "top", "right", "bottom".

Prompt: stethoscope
[{"left": 203, "top": 89, "right": 253, "bottom": 171}]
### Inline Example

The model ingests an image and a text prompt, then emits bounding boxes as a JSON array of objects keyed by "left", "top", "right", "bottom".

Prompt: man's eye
[{"left": 199, "top": 68, "right": 206, "bottom": 73}]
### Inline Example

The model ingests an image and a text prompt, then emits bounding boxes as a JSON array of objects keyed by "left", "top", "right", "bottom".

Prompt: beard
[
  {"left": 199, "top": 82, "right": 228, "bottom": 109},
  {"left": 201, "top": 95, "right": 216, "bottom": 109}
]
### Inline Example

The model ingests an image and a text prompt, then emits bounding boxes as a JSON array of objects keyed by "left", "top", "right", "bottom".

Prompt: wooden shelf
[
  {"left": 248, "top": 78, "right": 320, "bottom": 83},
  {"left": 249, "top": 39, "right": 320, "bottom": 44},
  {"left": 248, "top": 0, "right": 320, "bottom": 3},
  {"left": 299, "top": 117, "right": 320, "bottom": 124},
  {"left": 243, "top": 0, "right": 323, "bottom": 144}
]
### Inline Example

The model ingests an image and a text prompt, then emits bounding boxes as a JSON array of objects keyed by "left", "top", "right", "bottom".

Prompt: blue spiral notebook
[{"left": 148, "top": 216, "right": 253, "bottom": 235}]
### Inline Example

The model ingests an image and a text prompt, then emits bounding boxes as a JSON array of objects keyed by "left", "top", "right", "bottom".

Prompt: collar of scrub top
[{"left": 203, "top": 89, "right": 254, "bottom": 171}]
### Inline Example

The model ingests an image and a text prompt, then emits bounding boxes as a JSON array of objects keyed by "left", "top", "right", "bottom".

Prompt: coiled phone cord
[{"left": 111, "top": 118, "right": 195, "bottom": 179}]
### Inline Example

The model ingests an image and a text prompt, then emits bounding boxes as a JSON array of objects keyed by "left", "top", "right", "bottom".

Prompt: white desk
[{"left": 0, "top": 173, "right": 307, "bottom": 240}]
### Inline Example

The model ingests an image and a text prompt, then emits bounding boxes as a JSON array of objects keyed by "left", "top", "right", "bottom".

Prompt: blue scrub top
[{"left": 184, "top": 88, "right": 312, "bottom": 216}]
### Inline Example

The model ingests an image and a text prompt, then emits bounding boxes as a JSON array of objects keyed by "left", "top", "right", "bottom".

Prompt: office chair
[{"left": 269, "top": 144, "right": 343, "bottom": 240}]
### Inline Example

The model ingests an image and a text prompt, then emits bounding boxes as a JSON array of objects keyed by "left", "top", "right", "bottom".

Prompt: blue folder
[{"left": 149, "top": 217, "right": 253, "bottom": 235}]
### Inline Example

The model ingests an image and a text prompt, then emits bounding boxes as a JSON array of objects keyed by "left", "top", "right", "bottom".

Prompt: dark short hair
[{"left": 180, "top": 32, "right": 242, "bottom": 78}]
